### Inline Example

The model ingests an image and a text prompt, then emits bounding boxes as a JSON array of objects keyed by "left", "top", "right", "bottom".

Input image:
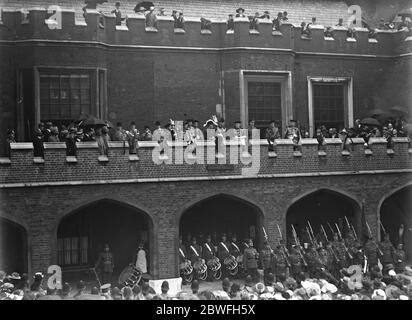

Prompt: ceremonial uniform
[
  {"left": 332, "top": 240, "right": 348, "bottom": 269},
  {"left": 229, "top": 241, "right": 241, "bottom": 258},
  {"left": 393, "top": 247, "right": 406, "bottom": 273},
  {"left": 189, "top": 243, "right": 202, "bottom": 265},
  {"left": 364, "top": 239, "right": 379, "bottom": 269},
  {"left": 179, "top": 245, "right": 188, "bottom": 264},
  {"left": 243, "top": 246, "right": 259, "bottom": 281},
  {"left": 289, "top": 248, "right": 303, "bottom": 278},
  {"left": 273, "top": 249, "right": 288, "bottom": 280},
  {"left": 379, "top": 239, "right": 395, "bottom": 269},
  {"left": 95, "top": 249, "right": 114, "bottom": 284},
  {"left": 305, "top": 248, "right": 322, "bottom": 277},
  {"left": 202, "top": 242, "right": 216, "bottom": 262},
  {"left": 217, "top": 240, "right": 231, "bottom": 277},
  {"left": 260, "top": 245, "right": 274, "bottom": 279}
]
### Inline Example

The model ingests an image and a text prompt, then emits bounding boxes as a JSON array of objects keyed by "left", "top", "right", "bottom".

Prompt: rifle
[
  {"left": 306, "top": 226, "right": 315, "bottom": 247},
  {"left": 321, "top": 224, "right": 339, "bottom": 262},
  {"left": 379, "top": 221, "right": 387, "bottom": 236},
  {"left": 277, "top": 224, "right": 290, "bottom": 258},
  {"left": 269, "top": 226, "right": 291, "bottom": 268},
  {"left": 344, "top": 216, "right": 352, "bottom": 236},
  {"left": 327, "top": 222, "right": 335, "bottom": 236},
  {"left": 351, "top": 223, "right": 358, "bottom": 241},
  {"left": 366, "top": 221, "right": 384, "bottom": 256},
  {"left": 335, "top": 223, "right": 353, "bottom": 260},
  {"left": 307, "top": 221, "right": 319, "bottom": 248},
  {"left": 90, "top": 267, "right": 102, "bottom": 289},
  {"left": 291, "top": 225, "right": 308, "bottom": 267}
]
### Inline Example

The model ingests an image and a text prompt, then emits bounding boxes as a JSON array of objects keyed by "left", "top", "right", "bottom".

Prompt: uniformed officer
[
  {"left": 379, "top": 233, "right": 395, "bottom": 273},
  {"left": 259, "top": 241, "right": 274, "bottom": 281},
  {"left": 289, "top": 245, "right": 303, "bottom": 278},
  {"left": 273, "top": 245, "right": 288, "bottom": 282},
  {"left": 393, "top": 243, "right": 406, "bottom": 274},
  {"left": 243, "top": 238, "right": 259, "bottom": 282},
  {"left": 304, "top": 243, "right": 322, "bottom": 278},
  {"left": 265, "top": 120, "right": 280, "bottom": 151},
  {"left": 364, "top": 236, "right": 379, "bottom": 271},
  {"left": 217, "top": 234, "right": 231, "bottom": 278},
  {"left": 95, "top": 244, "right": 114, "bottom": 285}
]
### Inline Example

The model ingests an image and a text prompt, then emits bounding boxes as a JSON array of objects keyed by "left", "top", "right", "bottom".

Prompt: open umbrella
[
  {"left": 368, "top": 108, "right": 386, "bottom": 117},
  {"left": 360, "top": 117, "right": 380, "bottom": 126},
  {"left": 134, "top": 1, "right": 154, "bottom": 12},
  {"left": 79, "top": 115, "right": 107, "bottom": 127},
  {"left": 389, "top": 105, "right": 409, "bottom": 116},
  {"left": 398, "top": 8, "right": 412, "bottom": 17}
]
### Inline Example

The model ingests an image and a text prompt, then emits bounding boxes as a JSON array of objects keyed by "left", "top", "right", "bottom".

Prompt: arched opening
[
  {"left": 286, "top": 189, "right": 361, "bottom": 246},
  {"left": 380, "top": 185, "right": 412, "bottom": 263},
  {"left": 0, "top": 217, "right": 28, "bottom": 274},
  {"left": 57, "top": 199, "right": 153, "bottom": 282},
  {"left": 179, "top": 194, "right": 264, "bottom": 249}
]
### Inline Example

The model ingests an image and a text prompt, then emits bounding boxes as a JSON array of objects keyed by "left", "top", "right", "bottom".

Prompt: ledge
[
  {"left": 387, "top": 149, "right": 395, "bottom": 156},
  {"left": 75, "top": 20, "right": 87, "bottom": 27},
  {"left": 301, "top": 139, "right": 318, "bottom": 145},
  {"left": 196, "top": 140, "right": 215, "bottom": 147},
  {"left": 275, "top": 139, "right": 293, "bottom": 145},
  {"left": 76, "top": 141, "right": 98, "bottom": 149},
  {"left": 272, "top": 30, "right": 283, "bottom": 36},
  {"left": 369, "top": 38, "right": 378, "bottom": 43},
  {"left": 116, "top": 25, "right": 129, "bottom": 31},
  {"left": 341, "top": 150, "right": 351, "bottom": 156},
  {"left": 108, "top": 141, "right": 129, "bottom": 148},
  {"left": 201, "top": 29, "right": 212, "bottom": 35},
  {"left": 98, "top": 155, "right": 109, "bottom": 162},
  {"left": 138, "top": 141, "right": 159, "bottom": 148},
  {"left": 369, "top": 137, "right": 388, "bottom": 144},
  {"left": 0, "top": 157, "right": 11, "bottom": 165},
  {"left": 33, "top": 157, "right": 45, "bottom": 164},
  {"left": 293, "top": 151, "right": 302, "bottom": 157},
  {"left": 10, "top": 142, "right": 33, "bottom": 150},
  {"left": 318, "top": 150, "right": 327, "bottom": 157},
  {"left": 249, "top": 29, "right": 260, "bottom": 35},
  {"left": 129, "top": 154, "right": 139, "bottom": 161},
  {"left": 249, "top": 139, "right": 268, "bottom": 146},
  {"left": 346, "top": 37, "right": 357, "bottom": 42},
  {"left": 365, "top": 149, "right": 373, "bottom": 156},
  {"left": 226, "top": 29, "right": 234, "bottom": 35},
  {"left": 325, "top": 138, "right": 344, "bottom": 145},
  {"left": 44, "top": 142, "right": 67, "bottom": 149},
  {"left": 166, "top": 141, "right": 187, "bottom": 147},
  {"left": 224, "top": 140, "right": 246, "bottom": 146},
  {"left": 351, "top": 138, "right": 366, "bottom": 144},
  {"left": 66, "top": 156, "right": 78, "bottom": 163},
  {"left": 241, "top": 152, "right": 251, "bottom": 159},
  {"left": 392, "top": 137, "right": 410, "bottom": 143},
  {"left": 324, "top": 36, "right": 335, "bottom": 41},
  {"left": 174, "top": 28, "right": 186, "bottom": 34},
  {"left": 268, "top": 152, "right": 277, "bottom": 158},
  {"left": 145, "top": 26, "right": 158, "bottom": 33}
]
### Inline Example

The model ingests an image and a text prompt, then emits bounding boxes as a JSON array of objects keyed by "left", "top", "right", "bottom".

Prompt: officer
[
  {"left": 364, "top": 236, "right": 379, "bottom": 271},
  {"left": 243, "top": 238, "right": 259, "bottom": 282},
  {"left": 179, "top": 237, "right": 188, "bottom": 264},
  {"left": 289, "top": 245, "right": 303, "bottom": 278},
  {"left": 259, "top": 240, "right": 274, "bottom": 281},
  {"left": 229, "top": 234, "right": 241, "bottom": 258},
  {"left": 95, "top": 244, "right": 114, "bottom": 285},
  {"left": 379, "top": 233, "right": 395, "bottom": 273},
  {"left": 217, "top": 234, "right": 231, "bottom": 278},
  {"left": 202, "top": 235, "right": 217, "bottom": 262},
  {"left": 273, "top": 245, "right": 289, "bottom": 282},
  {"left": 393, "top": 243, "right": 406, "bottom": 274}
]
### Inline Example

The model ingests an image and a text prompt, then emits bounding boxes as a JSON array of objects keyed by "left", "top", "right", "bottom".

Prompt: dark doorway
[
  {"left": 0, "top": 218, "right": 28, "bottom": 274},
  {"left": 57, "top": 200, "right": 152, "bottom": 279},
  {"left": 380, "top": 185, "right": 412, "bottom": 263},
  {"left": 286, "top": 189, "right": 361, "bottom": 246},
  {"left": 180, "top": 194, "right": 263, "bottom": 249}
]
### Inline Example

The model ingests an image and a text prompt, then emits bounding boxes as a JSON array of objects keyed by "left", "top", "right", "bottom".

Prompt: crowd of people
[
  {"left": 3, "top": 113, "right": 411, "bottom": 158},
  {"left": 79, "top": 1, "right": 412, "bottom": 37}
]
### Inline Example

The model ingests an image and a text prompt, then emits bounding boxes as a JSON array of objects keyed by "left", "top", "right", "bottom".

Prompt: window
[
  {"left": 248, "top": 82, "right": 282, "bottom": 136},
  {"left": 313, "top": 83, "right": 344, "bottom": 130},
  {"left": 40, "top": 72, "right": 92, "bottom": 125},
  {"left": 58, "top": 236, "right": 89, "bottom": 266}
]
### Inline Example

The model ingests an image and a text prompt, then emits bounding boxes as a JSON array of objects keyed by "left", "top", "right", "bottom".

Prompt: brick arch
[{"left": 51, "top": 196, "right": 159, "bottom": 278}]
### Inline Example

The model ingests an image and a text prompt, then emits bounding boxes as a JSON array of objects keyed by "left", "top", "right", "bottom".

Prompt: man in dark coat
[
  {"left": 379, "top": 233, "right": 395, "bottom": 272},
  {"left": 33, "top": 128, "right": 45, "bottom": 158},
  {"left": 95, "top": 244, "right": 114, "bottom": 285},
  {"left": 243, "top": 238, "right": 259, "bottom": 282}
]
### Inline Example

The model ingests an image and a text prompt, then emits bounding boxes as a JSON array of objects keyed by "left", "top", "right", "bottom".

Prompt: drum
[{"left": 118, "top": 264, "right": 142, "bottom": 287}]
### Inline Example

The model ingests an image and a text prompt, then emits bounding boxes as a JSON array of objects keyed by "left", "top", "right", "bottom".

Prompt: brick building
[{"left": 0, "top": 0, "right": 411, "bottom": 282}]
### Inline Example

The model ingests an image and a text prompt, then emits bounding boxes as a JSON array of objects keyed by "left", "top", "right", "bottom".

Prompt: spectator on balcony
[
  {"left": 111, "top": 2, "right": 123, "bottom": 26},
  {"left": 59, "top": 125, "right": 68, "bottom": 141},
  {"left": 141, "top": 126, "right": 152, "bottom": 141},
  {"left": 76, "top": 128, "right": 84, "bottom": 142},
  {"left": 153, "top": 121, "right": 169, "bottom": 144},
  {"left": 248, "top": 119, "right": 257, "bottom": 139},
  {"left": 336, "top": 18, "right": 344, "bottom": 27},
  {"left": 282, "top": 11, "right": 288, "bottom": 22},
  {"left": 259, "top": 11, "right": 270, "bottom": 20},
  {"left": 347, "top": 27, "right": 356, "bottom": 39},
  {"left": 324, "top": 26, "right": 334, "bottom": 38},
  {"left": 43, "top": 121, "right": 53, "bottom": 142},
  {"left": 193, "top": 120, "right": 204, "bottom": 141},
  {"left": 273, "top": 12, "right": 283, "bottom": 31},
  {"left": 249, "top": 12, "right": 260, "bottom": 31},
  {"left": 33, "top": 128, "right": 44, "bottom": 158},
  {"left": 284, "top": 119, "right": 302, "bottom": 151},
  {"left": 327, "top": 128, "right": 339, "bottom": 139},
  {"left": 146, "top": 6, "right": 158, "bottom": 29},
  {"left": 83, "top": 127, "right": 95, "bottom": 141},
  {"left": 134, "top": 6, "right": 146, "bottom": 16},
  {"left": 340, "top": 128, "right": 353, "bottom": 151},
  {"left": 201, "top": 17, "right": 212, "bottom": 31},
  {"left": 227, "top": 14, "right": 234, "bottom": 31},
  {"left": 127, "top": 122, "right": 139, "bottom": 154},
  {"left": 5, "top": 129, "right": 16, "bottom": 158},
  {"left": 301, "top": 22, "right": 312, "bottom": 37},
  {"left": 235, "top": 8, "right": 246, "bottom": 18},
  {"left": 174, "top": 12, "right": 185, "bottom": 29},
  {"left": 383, "top": 126, "right": 395, "bottom": 149},
  {"left": 315, "top": 128, "right": 326, "bottom": 151},
  {"left": 171, "top": 10, "right": 178, "bottom": 20},
  {"left": 266, "top": 120, "right": 280, "bottom": 151},
  {"left": 113, "top": 122, "right": 127, "bottom": 141},
  {"left": 309, "top": 17, "right": 317, "bottom": 27},
  {"left": 157, "top": 7, "right": 166, "bottom": 16},
  {"left": 95, "top": 127, "right": 108, "bottom": 156},
  {"left": 66, "top": 128, "right": 77, "bottom": 157},
  {"left": 398, "top": 16, "right": 411, "bottom": 31},
  {"left": 48, "top": 126, "right": 60, "bottom": 142}
]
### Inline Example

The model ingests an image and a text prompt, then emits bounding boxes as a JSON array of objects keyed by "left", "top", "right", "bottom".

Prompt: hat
[
  {"left": 8, "top": 272, "right": 21, "bottom": 280},
  {"left": 254, "top": 282, "right": 266, "bottom": 294},
  {"left": 372, "top": 289, "right": 387, "bottom": 300},
  {"left": 101, "top": 283, "right": 111, "bottom": 292},
  {"left": 33, "top": 272, "right": 44, "bottom": 279},
  {"left": 264, "top": 11, "right": 270, "bottom": 14},
  {"left": 155, "top": 121, "right": 161, "bottom": 126},
  {"left": 388, "top": 269, "right": 397, "bottom": 277},
  {"left": 340, "top": 128, "right": 348, "bottom": 134},
  {"left": 236, "top": 8, "right": 245, "bottom": 13},
  {"left": 161, "top": 281, "right": 169, "bottom": 290}
]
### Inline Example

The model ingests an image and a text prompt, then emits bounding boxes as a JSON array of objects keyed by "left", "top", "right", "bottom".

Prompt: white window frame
[
  {"left": 240, "top": 70, "right": 293, "bottom": 132},
  {"left": 307, "top": 76, "right": 353, "bottom": 137}
]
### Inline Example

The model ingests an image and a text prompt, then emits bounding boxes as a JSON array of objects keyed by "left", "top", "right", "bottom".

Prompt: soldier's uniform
[
  {"left": 393, "top": 245, "right": 406, "bottom": 274},
  {"left": 243, "top": 245, "right": 259, "bottom": 282},
  {"left": 289, "top": 247, "right": 303, "bottom": 278},
  {"left": 305, "top": 247, "right": 322, "bottom": 278},
  {"left": 179, "top": 244, "right": 188, "bottom": 264},
  {"left": 229, "top": 240, "right": 241, "bottom": 258},
  {"left": 202, "top": 241, "right": 216, "bottom": 262},
  {"left": 273, "top": 248, "right": 288, "bottom": 281},
  {"left": 332, "top": 237, "right": 348, "bottom": 270},
  {"left": 379, "top": 237, "right": 395, "bottom": 271},
  {"left": 349, "top": 241, "right": 364, "bottom": 266},
  {"left": 217, "top": 239, "right": 231, "bottom": 278},
  {"left": 364, "top": 239, "right": 379, "bottom": 270},
  {"left": 95, "top": 246, "right": 114, "bottom": 284},
  {"left": 189, "top": 242, "right": 202, "bottom": 265},
  {"left": 260, "top": 243, "right": 274, "bottom": 279}
]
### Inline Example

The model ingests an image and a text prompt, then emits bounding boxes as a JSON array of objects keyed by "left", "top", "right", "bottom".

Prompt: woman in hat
[{"left": 235, "top": 8, "right": 245, "bottom": 18}]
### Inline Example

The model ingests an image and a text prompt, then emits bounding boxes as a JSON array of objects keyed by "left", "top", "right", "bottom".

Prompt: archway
[
  {"left": 286, "top": 189, "right": 361, "bottom": 246},
  {"left": 179, "top": 194, "right": 264, "bottom": 249},
  {"left": 57, "top": 199, "right": 153, "bottom": 281},
  {"left": 380, "top": 185, "right": 412, "bottom": 263},
  {"left": 0, "top": 217, "right": 28, "bottom": 274}
]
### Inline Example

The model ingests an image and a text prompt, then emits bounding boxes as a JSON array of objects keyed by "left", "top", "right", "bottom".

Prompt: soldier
[
  {"left": 188, "top": 237, "right": 202, "bottom": 266},
  {"left": 243, "top": 238, "right": 259, "bottom": 282},
  {"left": 304, "top": 243, "right": 322, "bottom": 278},
  {"left": 380, "top": 233, "right": 395, "bottom": 273},
  {"left": 229, "top": 234, "right": 241, "bottom": 258},
  {"left": 273, "top": 245, "right": 288, "bottom": 282},
  {"left": 331, "top": 233, "right": 348, "bottom": 270},
  {"left": 179, "top": 237, "right": 188, "bottom": 265},
  {"left": 393, "top": 243, "right": 406, "bottom": 274},
  {"left": 217, "top": 234, "right": 231, "bottom": 278},
  {"left": 259, "top": 240, "right": 274, "bottom": 281},
  {"left": 95, "top": 244, "right": 114, "bottom": 285},
  {"left": 349, "top": 239, "right": 364, "bottom": 266},
  {"left": 202, "top": 235, "right": 217, "bottom": 262},
  {"left": 364, "top": 236, "right": 379, "bottom": 271},
  {"left": 289, "top": 245, "right": 303, "bottom": 278}
]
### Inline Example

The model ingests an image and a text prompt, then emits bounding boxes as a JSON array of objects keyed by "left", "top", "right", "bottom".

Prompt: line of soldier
[{"left": 179, "top": 223, "right": 406, "bottom": 286}]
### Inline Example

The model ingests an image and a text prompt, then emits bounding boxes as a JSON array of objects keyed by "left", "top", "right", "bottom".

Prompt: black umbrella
[
  {"left": 368, "top": 108, "right": 386, "bottom": 117},
  {"left": 79, "top": 116, "right": 107, "bottom": 127},
  {"left": 398, "top": 8, "right": 412, "bottom": 17},
  {"left": 134, "top": 1, "right": 154, "bottom": 12},
  {"left": 360, "top": 117, "right": 380, "bottom": 126},
  {"left": 389, "top": 105, "right": 409, "bottom": 116}
]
